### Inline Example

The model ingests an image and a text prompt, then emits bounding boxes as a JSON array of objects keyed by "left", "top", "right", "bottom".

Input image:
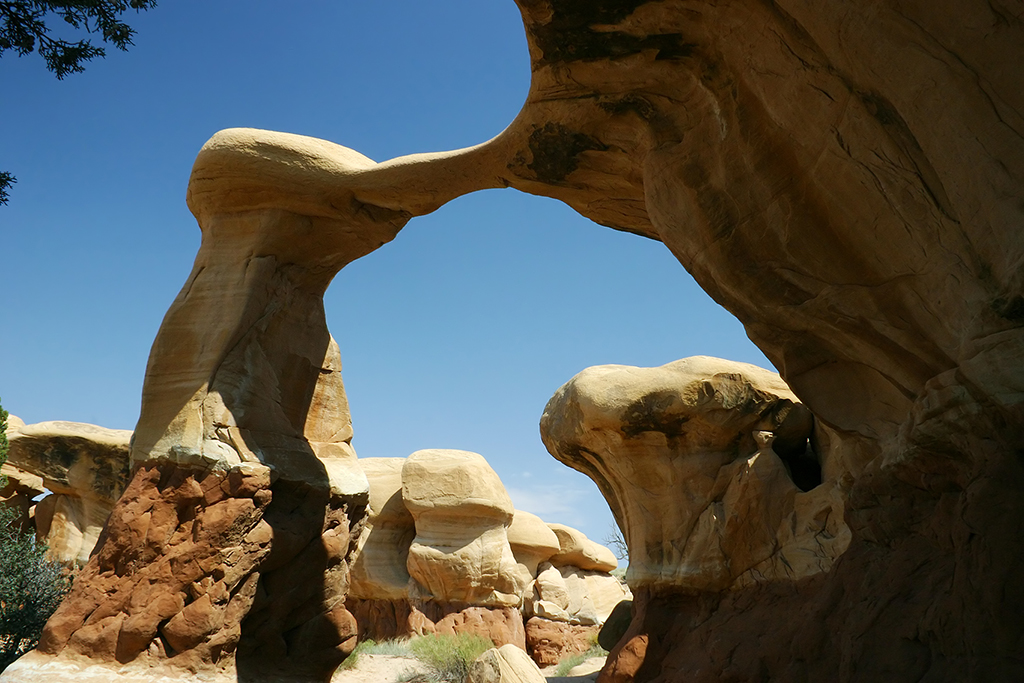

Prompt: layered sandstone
[
  {"left": 343, "top": 450, "right": 624, "bottom": 658},
  {"left": 402, "top": 449, "right": 527, "bottom": 607},
  {"left": 3, "top": 132, "right": 406, "bottom": 682},
  {"left": 6, "top": 420, "right": 131, "bottom": 564},
  {"left": 507, "top": 510, "right": 560, "bottom": 586},
  {"left": 541, "top": 357, "right": 844, "bottom": 593},
  {"left": 348, "top": 457, "right": 414, "bottom": 601}
]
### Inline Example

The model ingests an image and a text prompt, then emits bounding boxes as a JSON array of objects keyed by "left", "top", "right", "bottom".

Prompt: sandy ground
[
  {"left": 330, "top": 653, "right": 606, "bottom": 683},
  {"left": 331, "top": 654, "right": 426, "bottom": 683}
]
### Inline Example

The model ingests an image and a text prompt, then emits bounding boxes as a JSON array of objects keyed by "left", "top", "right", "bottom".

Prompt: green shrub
[
  {"left": 553, "top": 642, "right": 609, "bottom": 677},
  {"left": 0, "top": 506, "right": 72, "bottom": 671},
  {"left": 404, "top": 632, "right": 494, "bottom": 683},
  {"left": 339, "top": 637, "right": 414, "bottom": 670}
]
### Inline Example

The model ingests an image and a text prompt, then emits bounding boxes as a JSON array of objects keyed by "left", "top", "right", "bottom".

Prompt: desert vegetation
[{"left": 0, "top": 400, "right": 72, "bottom": 671}]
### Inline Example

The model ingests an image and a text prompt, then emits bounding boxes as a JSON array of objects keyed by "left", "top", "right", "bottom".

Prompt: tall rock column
[{"left": 8, "top": 130, "right": 414, "bottom": 682}]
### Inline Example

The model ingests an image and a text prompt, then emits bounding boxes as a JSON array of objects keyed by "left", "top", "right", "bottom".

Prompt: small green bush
[
  {"left": 404, "top": 632, "right": 494, "bottom": 683},
  {"left": 0, "top": 506, "right": 73, "bottom": 671},
  {"left": 553, "top": 642, "right": 609, "bottom": 677},
  {"left": 340, "top": 637, "right": 414, "bottom": 670}
]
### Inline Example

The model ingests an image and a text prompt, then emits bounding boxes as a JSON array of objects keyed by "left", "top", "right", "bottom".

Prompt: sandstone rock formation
[
  {"left": 530, "top": 562, "right": 629, "bottom": 627},
  {"left": 348, "top": 457, "right": 414, "bottom": 602},
  {"left": 507, "top": 510, "right": 560, "bottom": 586},
  {"left": 469, "top": 643, "right": 546, "bottom": 683},
  {"left": 541, "top": 357, "right": 844, "bottom": 593},
  {"left": 343, "top": 450, "right": 623, "bottom": 659},
  {"left": 546, "top": 523, "right": 618, "bottom": 574},
  {"left": 12, "top": 1, "right": 1023, "bottom": 680},
  {"left": 4, "top": 131, "right": 403, "bottom": 682},
  {"left": 524, "top": 616, "right": 600, "bottom": 669},
  {"left": 0, "top": 462, "right": 45, "bottom": 533},
  {"left": 403, "top": 449, "right": 527, "bottom": 607},
  {"left": 6, "top": 420, "right": 132, "bottom": 565}
]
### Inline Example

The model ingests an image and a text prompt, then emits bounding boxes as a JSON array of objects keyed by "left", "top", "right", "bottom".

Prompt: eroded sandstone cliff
[{"left": 7, "top": 1, "right": 1022, "bottom": 681}]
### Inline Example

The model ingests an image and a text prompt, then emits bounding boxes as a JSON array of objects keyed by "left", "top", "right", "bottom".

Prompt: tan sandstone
[
  {"left": 541, "top": 357, "right": 840, "bottom": 593},
  {"left": 507, "top": 510, "right": 561, "bottom": 587},
  {"left": 348, "top": 457, "right": 415, "bottom": 601},
  {"left": 469, "top": 644, "right": 546, "bottom": 683},
  {"left": 546, "top": 524, "right": 618, "bottom": 574},
  {"left": 6, "top": 420, "right": 132, "bottom": 564},
  {"left": 402, "top": 449, "right": 527, "bottom": 607}
]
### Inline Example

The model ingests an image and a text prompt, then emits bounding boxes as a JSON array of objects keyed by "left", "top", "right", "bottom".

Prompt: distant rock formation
[
  {"left": 4, "top": 419, "right": 131, "bottom": 565},
  {"left": 345, "top": 451, "right": 627, "bottom": 664},
  {"left": 403, "top": 449, "right": 528, "bottom": 608}
]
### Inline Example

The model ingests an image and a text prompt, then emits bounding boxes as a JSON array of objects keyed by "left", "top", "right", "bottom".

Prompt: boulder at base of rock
[
  {"left": 469, "top": 643, "right": 546, "bottom": 683},
  {"left": 403, "top": 449, "right": 527, "bottom": 607},
  {"left": 524, "top": 616, "right": 600, "bottom": 668},
  {"left": 597, "top": 600, "right": 632, "bottom": 652}
]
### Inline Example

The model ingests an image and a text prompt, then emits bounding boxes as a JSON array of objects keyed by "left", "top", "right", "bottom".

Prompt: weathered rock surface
[
  {"left": 402, "top": 449, "right": 527, "bottom": 607},
  {"left": 348, "top": 457, "right": 414, "bottom": 601},
  {"left": 8, "top": 129, "right": 408, "bottom": 681},
  {"left": 469, "top": 643, "right": 546, "bottom": 683},
  {"left": 345, "top": 453, "right": 620, "bottom": 651},
  {"left": 531, "top": 563, "right": 630, "bottom": 626},
  {"left": 6, "top": 420, "right": 132, "bottom": 564},
  {"left": 525, "top": 616, "right": 600, "bottom": 668},
  {"left": 547, "top": 524, "right": 618, "bottom": 574},
  {"left": 541, "top": 357, "right": 841, "bottom": 593},
  {"left": 0, "top": 462, "right": 45, "bottom": 532},
  {"left": 507, "top": 510, "right": 560, "bottom": 585}
]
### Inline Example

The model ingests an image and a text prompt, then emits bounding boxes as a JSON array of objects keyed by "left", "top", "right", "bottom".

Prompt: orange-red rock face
[{"left": 35, "top": 463, "right": 361, "bottom": 680}]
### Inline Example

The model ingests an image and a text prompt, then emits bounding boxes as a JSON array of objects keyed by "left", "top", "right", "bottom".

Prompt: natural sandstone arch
[{"left": 5, "top": 1, "right": 1022, "bottom": 682}]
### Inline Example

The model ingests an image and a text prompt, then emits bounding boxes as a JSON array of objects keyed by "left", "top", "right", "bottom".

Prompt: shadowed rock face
[
  {"left": 508, "top": 3, "right": 1024, "bottom": 681},
  {"left": 9, "top": 2, "right": 1022, "bottom": 681}
]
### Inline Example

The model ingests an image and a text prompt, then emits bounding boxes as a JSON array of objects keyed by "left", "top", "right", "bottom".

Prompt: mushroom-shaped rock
[
  {"left": 402, "top": 449, "right": 527, "bottom": 607},
  {"left": 349, "top": 457, "right": 415, "bottom": 600},
  {"left": 7, "top": 420, "right": 131, "bottom": 564},
  {"left": 546, "top": 523, "right": 617, "bottom": 573},
  {"left": 541, "top": 357, "right": 847, "bottom": 592},
  {"left": 469, "top": 643, "right": 546, "bottom": 683},
  {"left": 531, "top": 562, "right": 628, "bottom": 626},
  {"left": 507, "top": 510, "right": 560, "bottom": 583}
]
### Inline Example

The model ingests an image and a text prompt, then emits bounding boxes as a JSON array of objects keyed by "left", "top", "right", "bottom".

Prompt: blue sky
[{"left": 0, "top": 1, "right": 772, "bottom": 548}]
